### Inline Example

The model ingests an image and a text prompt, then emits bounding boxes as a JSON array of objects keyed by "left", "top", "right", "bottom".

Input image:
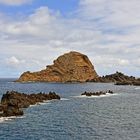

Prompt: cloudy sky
[{"left": 0, "top": 0, "right": 139, "bottom": 77}]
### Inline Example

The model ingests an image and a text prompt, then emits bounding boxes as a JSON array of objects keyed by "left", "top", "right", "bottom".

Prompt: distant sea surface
[{"left": 0, "top": 78, "right": 140, "bottom": 140}]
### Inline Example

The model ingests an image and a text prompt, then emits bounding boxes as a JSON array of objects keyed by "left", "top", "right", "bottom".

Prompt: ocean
[{"left": 0, "top": 78, "right": 140, "bottom": 140}]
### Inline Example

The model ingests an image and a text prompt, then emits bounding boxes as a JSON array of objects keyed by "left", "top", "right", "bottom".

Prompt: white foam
[
  {"left": 38, "top": 102, "right": 51, "bottom": 105},
  {"left": 0, "top": 116, "right": 24, "bottom": 123},
  {"left": 135, "top": 87, "right": 140, "bottom": 90},
  {"left": 0, "top": 117, "right": 10, "bottom": 123},
  {"left": 7, "top": 82, "right": 14, "bottom": 83},
  {"left": 30, "top": 104, "right": 38, "bottom": 107},
  {"left": 43, "top": 100, "right": 51, "bottom": 103},
  {"left": 30, "top": 101, "right": 51, "bottom": 107},
  {"left": 61, "top": 98, "right": 69, "bottom": 101}
]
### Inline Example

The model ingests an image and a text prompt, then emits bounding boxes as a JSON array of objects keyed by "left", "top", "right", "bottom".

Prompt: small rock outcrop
[
  {"left": 90, "top": 71, "right": 140, "bottom": 86},
  {"left": 81, "top": 90, "right": 113, "bottom": 96},
  {"left": 0, "top": 91, "right": 60, "bottom": 117},
  {"left": 16, "top": 51, "right": 98, "bottom": 83}
]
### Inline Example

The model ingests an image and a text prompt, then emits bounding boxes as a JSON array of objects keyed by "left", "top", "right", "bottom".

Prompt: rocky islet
[
  {"left": 16, "top": 51, "right": 98, "bottom": 83},
  {"left": 81, "top": 90, "right": 114, "bottom": 96}
]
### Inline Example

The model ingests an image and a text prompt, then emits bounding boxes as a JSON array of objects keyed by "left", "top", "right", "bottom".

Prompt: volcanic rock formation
[
  {"left": 16, "top": 51, "right": 98, "bottom": 82},
  {"left": 90, "top": 71, "right": 140, "bottom": 86},
  {"left": 0, "top": 91, "right": 60, "bottom": 117}
]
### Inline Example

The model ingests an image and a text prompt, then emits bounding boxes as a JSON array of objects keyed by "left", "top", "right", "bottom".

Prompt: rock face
[
  {"left": 91, "top": 71, "right": 140, "bottom": 86},
  {"left": 0, "top": 91, "right": 60, "bottom": 117},
  {"left": 16, "top": 51, "right": 98, "bottom": 82}
]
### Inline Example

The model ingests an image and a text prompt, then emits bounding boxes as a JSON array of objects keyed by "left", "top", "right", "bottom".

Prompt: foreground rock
[
  {"left": 0, "top": 91, "right": 60, "bottom": 117},
  {"left": 16, "top": 51, "right": 98, "bottom": 83},
  {"left": 90, "top": 72, "right": 140, "bottom": 86},
  {"left": 81, "top": 90, "right": 113, "bottom": 96}
]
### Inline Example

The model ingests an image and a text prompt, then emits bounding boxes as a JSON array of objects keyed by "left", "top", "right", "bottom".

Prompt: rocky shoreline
[
  {"left": 81, "top": 90, "right": 114, "bottom": 96},
  {"left": 0, "top": 91, "right": 60, "bottom": 117}
]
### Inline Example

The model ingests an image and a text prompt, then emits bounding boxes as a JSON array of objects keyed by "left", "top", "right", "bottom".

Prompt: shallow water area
[{"left": 0, "top": 79, "right": 140, "bottom": 140}]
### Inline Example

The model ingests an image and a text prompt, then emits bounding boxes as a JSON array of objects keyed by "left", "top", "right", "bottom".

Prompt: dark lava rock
[
  {"left": 2, "top": 105, "right": 23, "bottom": 117},
  {"left": 0, "top": 105, "right": 3, "bottom": 111},
  {"left": 81, "top": 90, "right": 114, "bottom": 96},
  {"left": 0, "top": 91, "right": 60, "bottom": 117},
  {"left": 90, "top": 71, "right": 140, "bottom": 86}
]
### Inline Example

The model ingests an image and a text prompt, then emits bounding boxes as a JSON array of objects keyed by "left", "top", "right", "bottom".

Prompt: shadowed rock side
[
  {"left": 0, "top": 91, "right": 60, "bottom": 117},
  {"left": 16, "top": 51, "right": 98, "bottom": 83},
  {"left": 90, "top": 72, "right": 140, "bottom": 86}
]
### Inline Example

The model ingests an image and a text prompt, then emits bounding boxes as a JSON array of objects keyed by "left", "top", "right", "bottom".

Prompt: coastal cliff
[{"left": 16, "top": 51, "right": 98, "bottom": 82}]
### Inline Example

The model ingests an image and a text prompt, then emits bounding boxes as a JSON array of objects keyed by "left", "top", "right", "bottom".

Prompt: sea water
[{"left": 0, "top": 78, "right": 140, "bottom": 140}]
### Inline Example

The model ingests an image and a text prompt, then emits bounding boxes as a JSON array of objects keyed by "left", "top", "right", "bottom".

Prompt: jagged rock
[
  {"left": 0, "top": 91, "right": 60, "bottom": 117},
  {"left": 90, "top": 71, "right": 140, "bottom": 86},
  {"left": 16, "top": 51, "right": 98, "bottom": 82},
  {"left": 81, "top": 90, "right": 114, "bottom": 96}
]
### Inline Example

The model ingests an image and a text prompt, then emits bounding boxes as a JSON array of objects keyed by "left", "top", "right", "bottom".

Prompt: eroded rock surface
[{"left": 16, "top": 51, "right": 98, "bottom": 82}]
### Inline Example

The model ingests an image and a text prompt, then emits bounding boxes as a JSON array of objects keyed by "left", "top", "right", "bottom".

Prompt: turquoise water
[{"left": 0, "top": 79, "right": 140, "bottom": 140}]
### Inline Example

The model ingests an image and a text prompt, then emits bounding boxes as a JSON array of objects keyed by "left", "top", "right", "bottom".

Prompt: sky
[{"left": 0, "top": 0, "right": 140, "bottom": 78}]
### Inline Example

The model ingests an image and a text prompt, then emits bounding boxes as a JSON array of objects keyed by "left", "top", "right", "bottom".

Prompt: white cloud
[
  {"left": 79, "top": 0, "right": 140, "bottom": 26},
  {"left": 132, "top": 58, "right": 140, "bottom": 68},
  {"left": 118, "top": 59, "right": 129, "bottom": 66},
  {"left": 0, "top": 2, "right": 139, "bottom": 77},
  {"left": 0, "top": 0, "right": 33, "bottom": 5},
  {"left": 6, "top": 56, "right": 25, "bottom": 67}
]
